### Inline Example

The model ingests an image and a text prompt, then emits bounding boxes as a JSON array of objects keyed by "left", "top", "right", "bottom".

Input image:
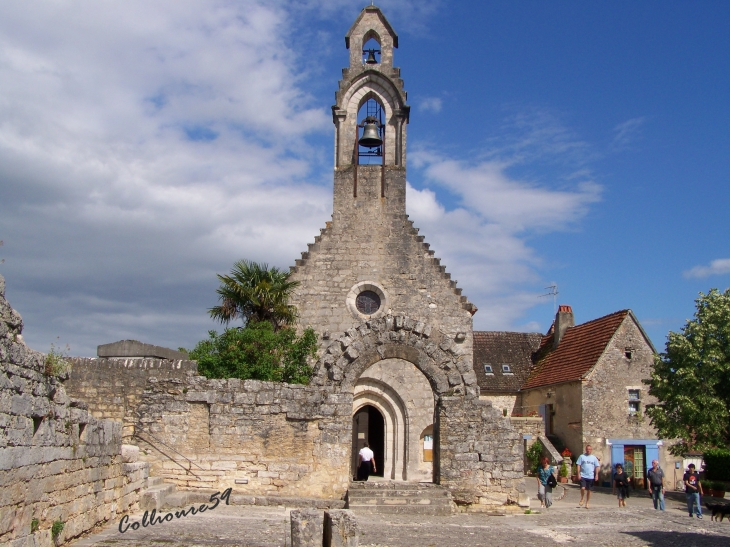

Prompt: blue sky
[{"left": 0, "top": 0, "right": 728, "bottom": 356}]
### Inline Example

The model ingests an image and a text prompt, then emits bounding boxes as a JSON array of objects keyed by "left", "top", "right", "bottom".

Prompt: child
[{"left": 612, "top": 464, "right": 630, "bottom": 507}]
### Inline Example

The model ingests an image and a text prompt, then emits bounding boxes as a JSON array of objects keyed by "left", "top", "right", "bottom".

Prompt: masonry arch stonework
[{"left": 310, "top": 315, "right": 479, "bottom": 399}]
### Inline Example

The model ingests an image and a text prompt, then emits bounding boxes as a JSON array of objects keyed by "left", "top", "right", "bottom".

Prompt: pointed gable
[{"left": 521, "top": 310, "right": 630, "bottom": 390}]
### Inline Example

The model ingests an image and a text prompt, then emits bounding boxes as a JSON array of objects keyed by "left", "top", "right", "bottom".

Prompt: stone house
[{"left": 515, "top": 305, "right": 682, "bottom": 487}]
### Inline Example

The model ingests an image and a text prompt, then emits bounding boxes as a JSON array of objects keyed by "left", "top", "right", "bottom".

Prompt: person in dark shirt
[
  {"left": 612, "top": 464, "right": 630, "bottom": 507},
  {"left": 647, "top": 459, "right": 666, "bottom": 511},
  {"left": 683, "top": 463, "right": 703, "bottom": 518}
]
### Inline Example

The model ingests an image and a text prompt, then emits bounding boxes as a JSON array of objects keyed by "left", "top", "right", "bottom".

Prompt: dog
[{"left": 705, "top": 502, "right": 730, "bottom": 522}]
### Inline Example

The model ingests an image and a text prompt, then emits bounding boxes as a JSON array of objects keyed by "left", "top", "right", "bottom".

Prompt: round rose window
[{"left": 356, "top": 290, "right": 381, "bottom": 315}]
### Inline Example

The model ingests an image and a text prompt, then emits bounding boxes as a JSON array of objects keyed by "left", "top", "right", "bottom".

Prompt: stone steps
[
  {"left": 345, "top": 482, "right": 454, "bottom": 515},
  {"left": 140, "top": 477, "right": 176, "bottom": 511}
]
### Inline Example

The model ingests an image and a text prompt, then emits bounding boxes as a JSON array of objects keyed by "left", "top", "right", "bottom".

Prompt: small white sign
[{"left": 423, "top": 435, "right": 433, "bottom": 450}]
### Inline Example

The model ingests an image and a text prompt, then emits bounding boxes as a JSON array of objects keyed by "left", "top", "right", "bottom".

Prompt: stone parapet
[{"left": 65, "top": 356, "right": 197, "bottom": 439}]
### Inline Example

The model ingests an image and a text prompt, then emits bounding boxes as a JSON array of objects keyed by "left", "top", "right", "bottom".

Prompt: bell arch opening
[
  {"left": 362, "top": 33, "right": 381, "bottom": 65},
  {"left": 356, "top": 97, "right": 385, "bottom": 165}
]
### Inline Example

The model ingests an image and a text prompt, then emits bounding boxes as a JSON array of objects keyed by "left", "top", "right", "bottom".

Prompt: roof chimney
[{"left": 553, "top": 305, "right": 574, "bottom": 348}]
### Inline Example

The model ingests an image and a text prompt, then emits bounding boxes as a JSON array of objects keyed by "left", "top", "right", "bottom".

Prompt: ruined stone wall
[
  {"left": 65, "top": 357, "right": 197, "bottom": 438},
  {"left": 135, "top": 373, "right": 352, "bottom": 499},
  {"left": 437, "top": 397, "right": 526, "bottom": 507},
  {"left": 0, "top": 276, "right": 149, "bottom": 546}
]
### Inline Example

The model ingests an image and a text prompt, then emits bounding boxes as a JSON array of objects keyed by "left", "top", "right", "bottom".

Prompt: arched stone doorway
[
  {"left": 351, "top": 405, "right": 385, "bottom": 479},
  {"left": 352, "top": 358, "right": 434, "bottom": 482}
]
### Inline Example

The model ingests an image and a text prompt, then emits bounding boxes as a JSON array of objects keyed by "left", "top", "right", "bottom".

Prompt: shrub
[
  {"left": 559, "top": 460, "right": 569, "bottom": 477},
  {"left": 44, "top": 342, "right": 72, "bottom": 377},
  {"left": 51, "top": 520, "right": 64, "bottom": 539},
  {"left": 188, "top": 321, "right": 317, "bottom": 384},
  {"left": 704, "top": 448, "right": 730, "bottom": 481},
  {"left": 526, "top": 440, "right": 543, "bottom": 472},
  {"left": 31, "top": 518, "right": 39, "bottom": 533}
]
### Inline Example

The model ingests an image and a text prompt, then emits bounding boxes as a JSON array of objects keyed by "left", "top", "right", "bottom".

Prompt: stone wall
[
  {"left": 65, "top": 357, "right": 197, "bottom": 438},
  {"left": 0, "top": 275, "right": 149, "bottom": 546},
  {"left": 437, "top": 397, "right": 526, "bottom": 506},
  {"left": 479, "top": 394, "right": 517, "bottom": 417},
  {"left": 134, "top": 373, "right": 352, "bottom": 499}
]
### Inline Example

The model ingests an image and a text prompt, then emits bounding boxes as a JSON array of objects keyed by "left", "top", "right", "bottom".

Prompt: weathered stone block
[
  {"left": 324, "top": 509, "right": 359, "bottom": 547},
  {"left": 291, "top": 509, "right": 323, "bottom": 547}
]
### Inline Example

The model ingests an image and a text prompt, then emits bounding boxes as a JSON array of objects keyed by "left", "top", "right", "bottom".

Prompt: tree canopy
[
  {"left": 188, "top": 321, "right": 317, "bottom": 385},
  {"left": 209, "top": 260, "right": 299, "bottom": 330},
  {"left": 647, "top": 288, "right": 730, "bottom": 455}
]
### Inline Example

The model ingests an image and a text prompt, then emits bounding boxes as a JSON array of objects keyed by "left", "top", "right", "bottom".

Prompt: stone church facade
[{"left": 288, "top": 6, "right": 524, "bottom": 501}]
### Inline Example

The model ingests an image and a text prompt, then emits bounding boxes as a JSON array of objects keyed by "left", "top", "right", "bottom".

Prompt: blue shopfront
[{"left": 607, "top": 439, "right": 662, "bottom": 489}]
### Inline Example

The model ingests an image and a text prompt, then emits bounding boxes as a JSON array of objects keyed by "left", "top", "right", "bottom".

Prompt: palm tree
[{"left": 209, "top": 260, "right": 299, "bottom": 330}]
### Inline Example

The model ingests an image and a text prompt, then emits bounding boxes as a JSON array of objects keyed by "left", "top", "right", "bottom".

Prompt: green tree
[
  {"left": 188, "top": 321, "right": 317, "bottom": 384},
  {"left": 647, "top": 288, "right": 730, "bottom": 455},
  {"left": 209, "top": 260, "right": 299, "bottom": 331}
]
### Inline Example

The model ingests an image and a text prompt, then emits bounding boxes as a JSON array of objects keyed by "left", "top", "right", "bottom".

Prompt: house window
[
  {"left": 625, "top": 347, "right": 633, "bottom": 359},
  {"left": 628, "top": 389, "right": 641, "bottom": 415},
  {"left": 502, "top": 364, "right": 512, "bottom": 374},
  {"left": 484, "top": 364, "right": 493, "bottom": 375}
]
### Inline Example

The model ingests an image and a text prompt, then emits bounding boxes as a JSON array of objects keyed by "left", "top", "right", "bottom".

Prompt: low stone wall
[
  {"left": 135, "top": 374, "right": 352, "bottom": 499},
  {"left": 0, "top": 275, "right": 149, "bottom": 546},
  {"left": 510, "top": 416, "right": 544, "bottom": 440},
  {"left": 66, "top": 356, "right": 197, "bottom": 439}
]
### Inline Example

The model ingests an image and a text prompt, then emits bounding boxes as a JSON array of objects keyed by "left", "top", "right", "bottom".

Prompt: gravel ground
[{"left": 70, "top": 483, "right": 730, "bottom": 547}]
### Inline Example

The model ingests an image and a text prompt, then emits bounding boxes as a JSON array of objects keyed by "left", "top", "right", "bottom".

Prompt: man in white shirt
[
  {"left": 357, "top": 442, "right": 377, "bottom": 481},
  {"left": 576, "top": 444, "right": 600, "bottom": 509}
]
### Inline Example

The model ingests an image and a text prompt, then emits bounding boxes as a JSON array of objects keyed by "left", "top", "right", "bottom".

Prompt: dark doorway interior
[{"left": 351, "top": 405, "right": 385, "bottom": 478}]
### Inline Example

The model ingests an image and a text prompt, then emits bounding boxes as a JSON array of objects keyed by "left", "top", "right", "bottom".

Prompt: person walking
[
  {"left": 683, "top": 463, "right": 703, "bottom": 518},
  {"left": 612, "top": 463, "right": 631, "bottom": 507},
  {"left": 357, "top": 442, "right": 376, "bottom": 481},
  {"left": 576, "top": 444, "right": 600, "bottom": 509},
  {"left": 537, "top": 457, "right": 556, "bottom": 508},
  {"left": 647, "top": 459, "right": 666, "bottom": 511}
]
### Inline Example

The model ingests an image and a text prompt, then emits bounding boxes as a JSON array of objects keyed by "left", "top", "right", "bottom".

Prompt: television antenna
[{"left": 539, "top": 284, "right": 559, "bottom": 312}]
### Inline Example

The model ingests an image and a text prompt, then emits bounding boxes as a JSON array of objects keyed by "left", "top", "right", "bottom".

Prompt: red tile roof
[{"left": 521, "top": 310, "right": 630, "bottom": 390}]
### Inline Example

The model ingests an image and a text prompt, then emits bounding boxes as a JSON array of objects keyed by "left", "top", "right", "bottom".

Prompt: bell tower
[
  {"left": 290, "top": 5, "right": 474, "bottom": 342},
  {"left": 332, "top": 5, "right": 410, "bottom": 222}
]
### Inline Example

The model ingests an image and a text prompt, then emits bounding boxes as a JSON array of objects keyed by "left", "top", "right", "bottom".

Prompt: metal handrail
[{"left": 133, "top": 429, "right": 205, "bottom": 480}]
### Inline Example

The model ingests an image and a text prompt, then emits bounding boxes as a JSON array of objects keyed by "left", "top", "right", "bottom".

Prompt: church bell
[
  {"left": 365, "top": 50, "right": 378, "bottom": 64},
  {"left": 358, "top": 116, "right": 382, "bottom": 148}
]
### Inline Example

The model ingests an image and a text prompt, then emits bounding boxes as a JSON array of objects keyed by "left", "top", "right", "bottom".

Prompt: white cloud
[
  {"left": 683, "top": 259, "right": 730, "bottom": 279},
  {"left": 418, "top": 97, "right": 442, "bottom": 113},
  {"left": 0, "top": 1, "right": 335, "bottom": 355},
  {"left": 613, "top": 117, "right": 645, "bottom": 148},
  {"left": 407, "top": 123, "right": 602, "bottom": 330}
]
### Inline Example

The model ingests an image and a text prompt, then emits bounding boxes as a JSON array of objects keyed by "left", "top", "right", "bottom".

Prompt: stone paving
[{"left": 71, "top": 483, "right": 730, "bottom": 547}]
